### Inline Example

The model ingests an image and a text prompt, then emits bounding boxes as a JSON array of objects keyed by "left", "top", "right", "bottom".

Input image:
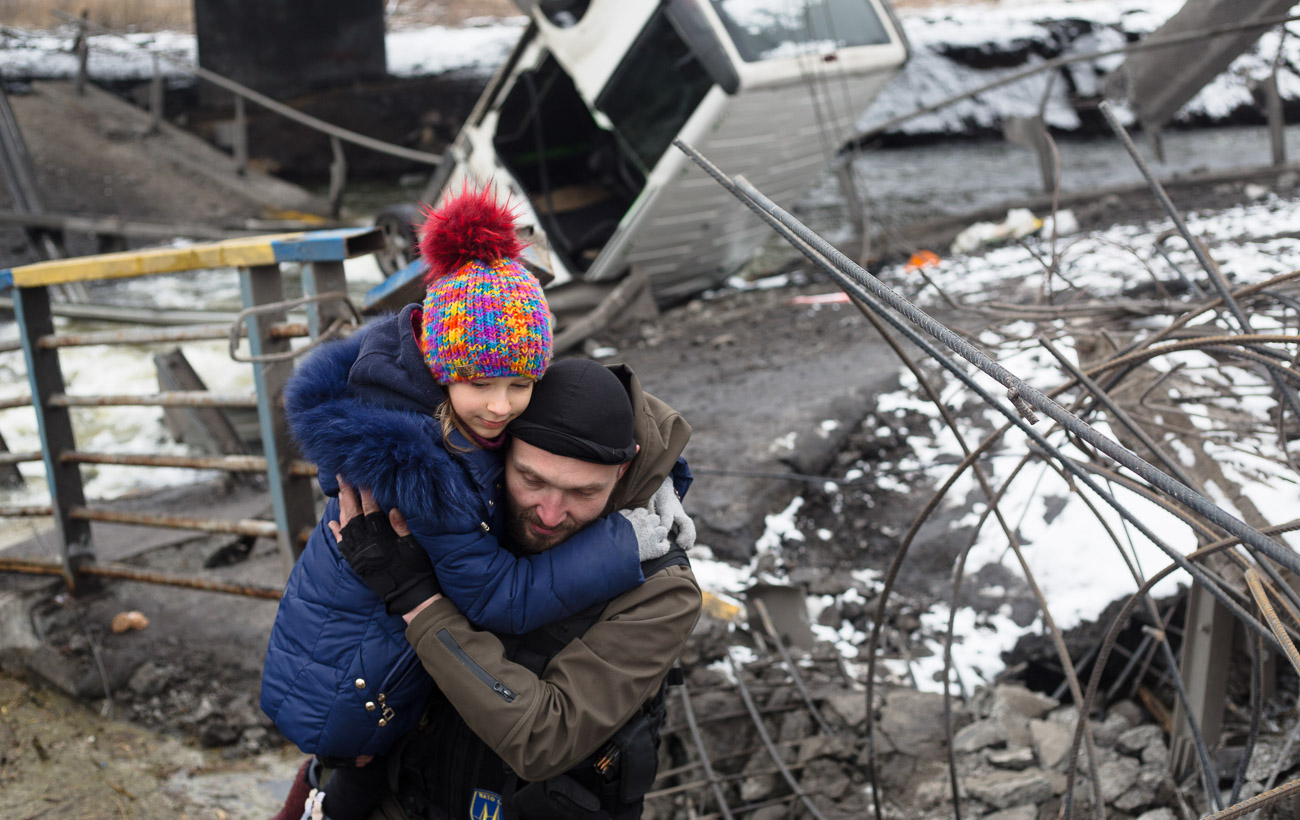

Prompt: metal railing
[{"left": 0, "top": 226, "right": 384, "bottom": 594}]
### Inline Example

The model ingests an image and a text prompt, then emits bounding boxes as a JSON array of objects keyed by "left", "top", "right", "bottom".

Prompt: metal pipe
[
  {"left": 48, "top": 391, "right": 258, "bottom": 408},
  {"left": 0, "top": 451, "right": 40, "bottom": 466},
  {"left": 0, "top": 555, "right": 282, "bottom": 600},
  {"left": 67, "top": 506, "right": 278, "bottom": 538}
]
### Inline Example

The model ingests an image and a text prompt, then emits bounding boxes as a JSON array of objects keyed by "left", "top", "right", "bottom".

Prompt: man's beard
[{"left": 506, "top": 505, "right": 582, "bottom": 554}]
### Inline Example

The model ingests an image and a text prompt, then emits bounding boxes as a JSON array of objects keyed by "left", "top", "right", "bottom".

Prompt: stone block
[
  {"left": 954, "top": 719, "right": 1007, "bottom": 753},
  {"left": 1096, "top": 756, "right": 1139, "bottom": 805},
  {"left": 988, "top": 747, "right": 1036, "bottom": 770},
  {"left": 1117, "top": 724, "right": 1165, "bottom": 756},
  {"left": 963, "top": 769, "right": 1053, "bottom": 809},
  {"left": 992, "top": 685, "right": 1058, "bottom": 720},
  {"left": 824, "top": 690, "right": 868, "bottom": 729},
  {"left": 879, "top": 688, "right": 960, "bottom": 757},
  {"left": 1030, "top": 719, "right": 1072, "bottom": 770}
]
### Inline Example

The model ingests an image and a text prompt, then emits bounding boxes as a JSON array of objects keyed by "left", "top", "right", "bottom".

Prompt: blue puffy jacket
[{"left": 260, "top": 306, "right": 645, "bottom": 758}]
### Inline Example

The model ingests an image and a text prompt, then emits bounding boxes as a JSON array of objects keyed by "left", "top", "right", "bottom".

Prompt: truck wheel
[{"left": 373, "top": 203, "right": 422, "bottom": 277}]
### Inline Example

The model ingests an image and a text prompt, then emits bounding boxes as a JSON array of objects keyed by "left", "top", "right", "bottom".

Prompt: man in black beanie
[{"left": 326, "top": 358, "right": 701, "bottom": 820}]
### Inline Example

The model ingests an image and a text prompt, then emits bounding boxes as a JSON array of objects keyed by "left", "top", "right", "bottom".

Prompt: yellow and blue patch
[{"left": 469, "top": 788, "right": 503, "bottom": 820}]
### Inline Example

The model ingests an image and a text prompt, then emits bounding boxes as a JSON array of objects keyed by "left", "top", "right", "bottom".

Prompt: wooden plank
[
  {"left": 0, "top": 429, "right": 24, "bottom": 488},
  {"left": 552, "top": 267, "right": 656, "bottom": 353},
  {"left": 1170, "top": 582, "right": 1233, "bottom": 774},
  {"left": 7, "top": 234, "right": 302, "bottom": 287},
  {"left": 153, "top": 349, "right": 250, "bottom": 457}
]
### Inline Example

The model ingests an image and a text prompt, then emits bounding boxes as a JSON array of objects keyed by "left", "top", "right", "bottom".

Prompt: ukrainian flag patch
[{"left": 469, "top": 788, "right": 503, "bottom": 820}]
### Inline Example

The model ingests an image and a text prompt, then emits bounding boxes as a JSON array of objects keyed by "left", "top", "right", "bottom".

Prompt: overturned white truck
[{"left": 368, "top": 0, "right": 909, "bottom": 312}]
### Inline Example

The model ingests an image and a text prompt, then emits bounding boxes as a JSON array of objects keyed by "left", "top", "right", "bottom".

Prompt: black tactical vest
[{"left": 387, "top": 546, "right": 690, "bottom": 820}]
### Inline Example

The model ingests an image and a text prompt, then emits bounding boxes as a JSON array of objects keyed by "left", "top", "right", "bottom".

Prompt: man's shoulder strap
[{"left": 641, "top": 543, "right": 690, "bottom": 577}]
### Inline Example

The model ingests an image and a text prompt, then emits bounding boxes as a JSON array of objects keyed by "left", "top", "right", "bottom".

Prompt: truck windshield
[{"left": 710, "top": 0, "right": 890, "bottom": 62}]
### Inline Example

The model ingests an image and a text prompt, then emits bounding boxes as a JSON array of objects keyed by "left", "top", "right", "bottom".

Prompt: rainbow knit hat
[{"left": 416, "top": 185, "right": 552, "bottom": 384}]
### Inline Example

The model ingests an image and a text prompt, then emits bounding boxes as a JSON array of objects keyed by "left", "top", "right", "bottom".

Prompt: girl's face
[{"left": 447, "top": 376, "right": 534, "bottom": 440}]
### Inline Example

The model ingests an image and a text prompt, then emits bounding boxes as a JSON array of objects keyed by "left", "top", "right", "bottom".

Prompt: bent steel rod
[
  {"left": 677, "top": 139, "right": 1282, "bottom": 645},
  {"left": 675, "top": 684, "right": 736, "bottom": 820},
  {"left": 1061, "top": 519, "right": 1300, "bottom": 814},
  {"left": 1202, "top": 777, "right": 1300, "bottom": 820},
  {"left": 675, "top": 140, "right": 1287, "bottom": 820},
  {"left": 860, "top": 302, "right": 1103, "bottom": 818},
  {"left": 673, "top": 140, "right": 1299, "bottom": 580},
  {"left": 1042, "top": 335, "right": 1300, "bottom": 618},
  {"left": 724, "top": 653, "right": 828, "bottom": 820},
  {"left": 1098, "top": 100, "right": 1300, "bottom": 429},
  {"left": 1228, "top": 633, "right": 1265, "bottom": 807},
  {"left": 752, "top": 598, "right": 835, "bottom": 736}
]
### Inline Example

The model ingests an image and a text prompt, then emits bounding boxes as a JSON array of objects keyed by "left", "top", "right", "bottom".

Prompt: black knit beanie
[{"left": 511, "top": 359, "right": 636, "bottom": 465}]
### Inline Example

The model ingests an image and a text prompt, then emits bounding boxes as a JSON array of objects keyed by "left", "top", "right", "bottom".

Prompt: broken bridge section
[{"left": 1115, "top": 0, "right": 1295, "bottom": 133}]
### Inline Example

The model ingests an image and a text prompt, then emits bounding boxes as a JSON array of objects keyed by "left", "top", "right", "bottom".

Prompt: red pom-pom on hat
[{"left": 418, "top": 183, "right": 528, "bottom": 283}]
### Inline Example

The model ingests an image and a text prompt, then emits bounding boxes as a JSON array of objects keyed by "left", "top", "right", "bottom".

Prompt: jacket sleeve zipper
[{"left": 436, "top": 628, "right": 517, "bottom": 703}]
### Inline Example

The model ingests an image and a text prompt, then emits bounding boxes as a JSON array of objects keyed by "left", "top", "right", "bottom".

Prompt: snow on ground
[{"left": 679, "top": 184, "right": 1300, "bottom": 693}]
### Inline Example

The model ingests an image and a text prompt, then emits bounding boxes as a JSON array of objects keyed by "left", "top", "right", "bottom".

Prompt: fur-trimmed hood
[{"left": 283, "top": 304, "right": 482, "bottom": 531}]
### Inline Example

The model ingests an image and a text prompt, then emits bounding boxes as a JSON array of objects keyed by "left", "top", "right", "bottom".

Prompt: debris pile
[{"left": 651, "top": 661, "right": 1300, "bottom": 820}]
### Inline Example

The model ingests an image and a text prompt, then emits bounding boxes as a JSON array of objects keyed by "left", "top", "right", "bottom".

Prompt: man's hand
[{"left": 330, "top": 477, "right": 442, "bottom": 618}]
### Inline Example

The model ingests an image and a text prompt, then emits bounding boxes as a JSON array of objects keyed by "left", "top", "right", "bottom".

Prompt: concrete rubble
[{"left": 648, "top": 658, "right": 1300, "bottom": 819}]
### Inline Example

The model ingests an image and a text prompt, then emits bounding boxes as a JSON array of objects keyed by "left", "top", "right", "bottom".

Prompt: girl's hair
[{"left": 434, "top": 398, "right": 475, "bottom": 453}]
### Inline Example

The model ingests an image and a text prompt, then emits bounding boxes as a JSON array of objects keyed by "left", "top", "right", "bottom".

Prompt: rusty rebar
[
  {"left": 59, "top": 451, "right": 316, "bottom": 476},
  {"left": 47, "top": 391, "right": 258, "bottom": 408},
  {"left": 67, "top": 506, "right": 278, "bottom": 538},
  {"left": 0, "top": 504, "right": 52, "bottom": 516},
  {"left": 752, "top": 598, "right": 836, "bottom": 736},
  {"left": 674, "top": 683, "right": 735, "bottom": 820},
  {"left": 0, "top": 555, "right": 282, "bottom": 599},
  {"left": 32, "top": 321, "right": 308, "bottom": 349},
  {"left": 724, "top": 653, "right": 828, "bottom": 820}
]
